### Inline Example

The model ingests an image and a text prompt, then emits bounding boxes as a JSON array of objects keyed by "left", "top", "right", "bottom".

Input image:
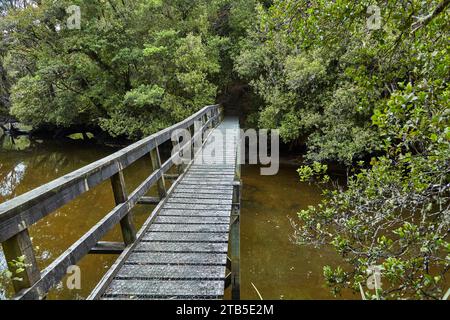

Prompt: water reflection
[
  {"left": 0, "top": 162, "right": 26, "bottom": 197},
  {"left": 1, "top": 135, "right": 31, "bottom": 151}
]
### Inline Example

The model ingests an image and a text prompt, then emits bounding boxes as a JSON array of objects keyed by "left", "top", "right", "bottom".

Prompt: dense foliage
[
  {"left": 235, "top": 0, "right": 449, "bottom": 164},
  {"left": 0, "top": 0, "right": 254, "bottom": 138},
  {"left": 277, "top": 0, "right": 449, "bottom": 299}
]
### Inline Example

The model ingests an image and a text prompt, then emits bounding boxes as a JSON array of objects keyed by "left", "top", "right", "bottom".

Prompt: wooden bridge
[{"left": 0, "top": 105, "right": 242, "bottom": 300}]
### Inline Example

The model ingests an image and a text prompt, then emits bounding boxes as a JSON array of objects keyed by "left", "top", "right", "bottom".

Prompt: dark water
[{"left": 0, "top": 134, "right": 355, "bottom": 300}]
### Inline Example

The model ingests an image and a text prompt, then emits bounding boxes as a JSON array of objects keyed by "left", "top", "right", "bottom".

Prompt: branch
[{"left": 411, "top": 0, "right": 450, "bottom": 34}]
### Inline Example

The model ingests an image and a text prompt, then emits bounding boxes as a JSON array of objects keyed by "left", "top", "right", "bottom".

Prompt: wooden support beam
[
  {"left": 111, "top": 171, "right": 136, "bottom": 245},
  {"left": 2, "top": 229, "right": 41, "bottom": 294},
  {"left": 89, "top": 241, "right": 125, "bottom": 254},
  {"left": 226, "top": 256, "right": 232, "bottom": 270},
  {"left": 225, "top": 272, "right": 231, "bottom": 289},
  {"left": 164, "top": 174, "right": 179, "bottom": 180},
  {"left": 230, "top": 124, "right": 241, "bottom": 300},
  {"left": 150, "top": 147, "right": 167, "bottom": 198},
  {"left": 137, "top": 196, "right": 160, "bottom": 205},
  {"left": 193, "top": 120, "right": 203, "bottom": 164},
  {"left": 230, "top": 180, "right": 241, "bottom": 300}
]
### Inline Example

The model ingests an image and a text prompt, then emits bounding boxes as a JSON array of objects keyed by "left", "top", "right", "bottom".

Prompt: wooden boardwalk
[
  {"left": 0, "top": 105, "right": 241, "bottom": 300},
  {"left": 91, "top": 117, "right": 240, "bottom": 300}
]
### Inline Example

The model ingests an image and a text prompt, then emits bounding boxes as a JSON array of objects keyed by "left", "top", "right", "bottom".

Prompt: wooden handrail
[
  {"left": 0, "top": 104, "right": 223, "bottom": 299},
  {"left": 0, "top": 105, "right": 219, "bottom": 241}
]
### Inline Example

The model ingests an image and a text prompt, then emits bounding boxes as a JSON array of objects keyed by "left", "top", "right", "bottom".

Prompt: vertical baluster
[
  {"left": 111, "top": 170, "right": 136, "bottom": 245},
  {"left": 171, "top": 130, "right": 184, "bottom": 175},
  {"left": 150, "top": 146, "right": 167, "bottom": 199},
  {"left": 2, "top": 229, "right": 41, "bottom": 294}
]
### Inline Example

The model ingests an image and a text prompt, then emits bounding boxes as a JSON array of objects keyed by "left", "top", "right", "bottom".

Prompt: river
[{"left": 0, "top": 133, "right": 356, "bottom": 300}]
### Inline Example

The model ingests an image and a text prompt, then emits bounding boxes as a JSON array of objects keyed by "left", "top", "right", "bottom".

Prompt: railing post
[
  {"left": 2, "top": 229, "right": 41, "bottom": 294},
  {"left": 207, "top": 109, "right": 213, "bottom": 130},
  {"left": 193, "top": 119, "right": 203, "bottom": 163},
  {"left": 171, "top": 132, "right": 184, "bottom": 175},
  {"left": 110, "top": 170, "right": 136, "bottom": 245},
  {"left": 230, "top": 128, "right": 241, "bottom": 300},
  {"left": 150, "top": 146, "right": 167, "bottom": 199}
]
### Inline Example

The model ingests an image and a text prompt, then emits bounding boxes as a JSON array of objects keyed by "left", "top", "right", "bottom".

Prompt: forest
[{"left": 0, "top": 0, "right": 449, "bottom": 300}]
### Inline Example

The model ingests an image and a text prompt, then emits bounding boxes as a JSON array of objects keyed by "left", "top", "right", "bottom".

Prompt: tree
[
  {"left": 235, "top": 0, "right": 449, "bottom": 165},
  {"left": 2, "top": 0, "right": 231, "bottom": 138},
  {"left": 286, "top": 1, "right": 450, "bottom": 299}
]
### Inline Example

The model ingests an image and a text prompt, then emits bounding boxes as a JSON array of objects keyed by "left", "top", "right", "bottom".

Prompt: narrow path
[{"left": 99, "top": 117, "right": 240, "bottom": 299}]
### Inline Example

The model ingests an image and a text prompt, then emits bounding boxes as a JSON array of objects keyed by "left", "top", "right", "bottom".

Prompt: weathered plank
[
  {"left": 162, "top": 203, "right": 231, "bottom": 211},
  {"left": 104, "top": 279, "right": 224, "bottom": 298},
  {"left": 155, "top": 215, "right": 230, "bottom": 224},
  {"left": 147, "top": 223, "right": 230, "bottom": 233},
  {"left": 171, "top": 188, "right": 233, "bottom": 195},
  {"left": 126, "top": 252, "right": 227, "bottom": 265},
  {"left": 116, "top": 265, "right": 226, "bottom": 280},
  {"left": 137, "top": 196, "right": 160, "bottom": 205},
  {"left": 175, "top": 185, "right": 234, "bottom": 191},
  {"left": 90, "top": 241, "right": 125, "bottom": 254},
  {"left": 157, "top": 209, "right": 231, "bottom": 217},
  {"left": 169, "top": 192, "right": 233, "bottom": 200},
  {"left": 134, "top": 241, "right": 228, "bottom": 253},
  {"left": 165, "top": 198, "right": 232, "bottom": 205},
  {"left": 181, "top": 179, "right": 234, "bottom": 185},
  {"left": 142, "top": 232, "right": 229, "bottom": 242},
  {"left": 184, "top": 173, "right": 235, "bottom": 178}
]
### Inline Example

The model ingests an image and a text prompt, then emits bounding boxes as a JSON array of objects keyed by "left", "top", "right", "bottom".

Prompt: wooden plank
[
  {"left": 155, "top": 216, "right": 230, "bottom": 224},
  {"left": 182, "top": 178, "right": 233, "bottom": 183},
  {"left": 103, "top": 279, "right": 224, "bottom": 298},
  {"left": 165, "top": 198, "right": 232, "bottom": 205},
  {"left": 148, "top": 223, "right": 229, "bottom": 233},
  {"left": 189, "top": 167, "right": 235, "bottom": 172},
  {"left": 162, "top": 203, "right": 231, "bottom": 211},
  {"left": 171, "top": 188, "right": 233, "bottom": 195},
  {"left": 137, "top": 196, "right": 160, "bottom": 205},
  {"left": 178, "top": 181, "right": 233, "bottom": 186},
  {"left": 116, "top": 265, "right": 226, "bottom": 280},
  {"left": 187, "top": 170, "right": 235, "bottom": 175},
  {"left": 158, "top": 209, "right": 230, "bottom": 217},
  {"left": 164, "top": 174, "right": 179, "bottom": 180},
  {"left": 126, "top": 252, "right": 227, "bottom": 265},
  {"left": 184, "top": 172, "right": 235, "bottom": 177},
  {"left": 176, "top": 182, "right": 234, "bottom": 188},
  {"left": 142, "top": 232, "right": 229, "bottom": 243},
  {"left": 181, "top": 179, "right": 234, "bottom": 184},
  {"left": 134, "top": 241, "right": 228, "bottom": 253},
  {"left": 169, "top": 193, "right": 232, "bottom": 200},
  {"left": 175, "top": 186, "right": 234, "bottom": 192},
  {"left": 89, "top": 241, "right": 125, "bottom": 254}
]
